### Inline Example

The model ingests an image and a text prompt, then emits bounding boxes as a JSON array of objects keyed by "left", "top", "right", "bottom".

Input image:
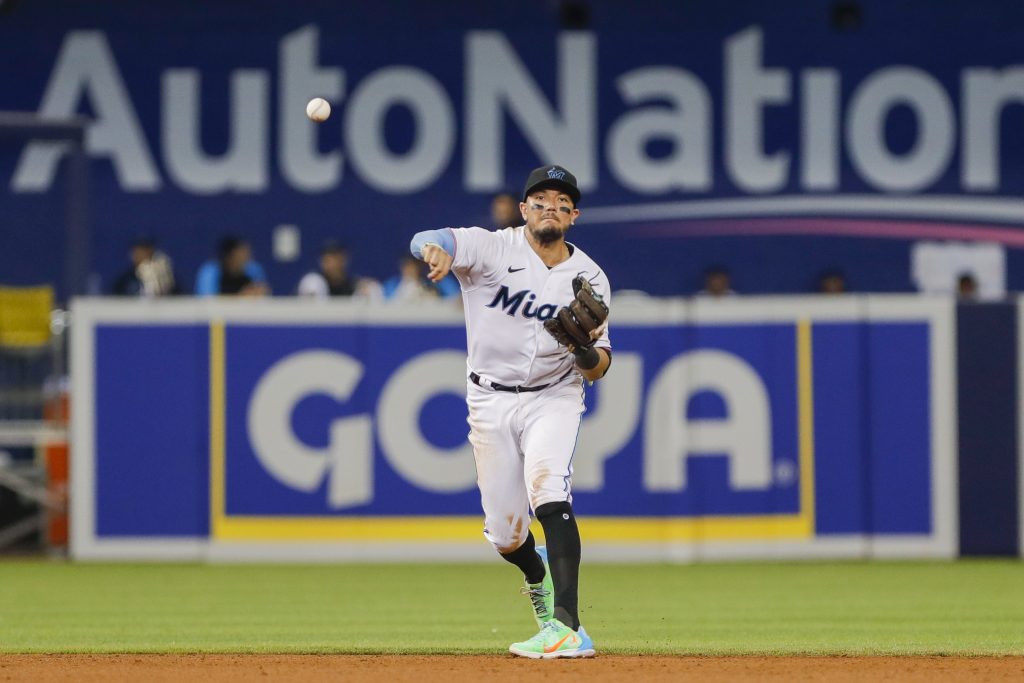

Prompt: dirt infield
[{"left": 2, "top": 655, "right": 1023, "bottom": 682}]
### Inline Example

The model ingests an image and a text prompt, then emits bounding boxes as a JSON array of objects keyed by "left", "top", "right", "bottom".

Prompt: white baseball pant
[{"left": 465, "top": 374, "right": 585, "bottom": 554}]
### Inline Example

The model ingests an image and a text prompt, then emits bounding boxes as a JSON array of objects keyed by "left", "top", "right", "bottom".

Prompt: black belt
[{"left": 470, "top": 369, "right": 572, "bottom": 393}]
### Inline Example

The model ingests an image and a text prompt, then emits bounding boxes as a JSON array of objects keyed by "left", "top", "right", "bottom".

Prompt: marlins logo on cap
[{"left": 523, "top": 164, "right": 581, "bottom": 205}]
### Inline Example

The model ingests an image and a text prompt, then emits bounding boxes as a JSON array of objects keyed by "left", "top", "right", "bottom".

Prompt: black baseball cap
[{"left": 522, "top": 165, "right": 581, "bottom": 206}]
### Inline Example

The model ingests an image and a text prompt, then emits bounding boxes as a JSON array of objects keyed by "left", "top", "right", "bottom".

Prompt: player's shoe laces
[
  {"left": 520, "top": 546, "right": 555, "bottom": 628},
  {"left": 508, "top": 618, "right": 596, "bottom": 659}
]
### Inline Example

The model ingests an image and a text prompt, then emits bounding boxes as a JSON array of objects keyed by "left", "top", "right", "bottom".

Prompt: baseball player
[{"left": 410, "top": 165, "right": 611, "bottom": 659}]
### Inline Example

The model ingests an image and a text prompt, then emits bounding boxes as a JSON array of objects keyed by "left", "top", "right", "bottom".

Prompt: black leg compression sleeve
[
  {"left": 499, "top": 530, "right": 546, "bottom": 585},
  {"left": 535, "top": 501, "right": 581, "bottom": 631}
]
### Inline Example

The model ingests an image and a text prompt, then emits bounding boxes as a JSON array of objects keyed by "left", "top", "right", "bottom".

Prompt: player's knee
[
  {"left": 489, "top": 533, "right": 527, "bottom": 555},
  {"left": 529, "top": 491, "right": 569, "bottom": 514},
  {"left": 483, "top": 516, "right": 528, "bottom": 554},
  {"left": 526, "top": 468, "right": 570, "bottom": 509},
  {"left": 528, "top": 474, "right": 571, "bottom": 511}
]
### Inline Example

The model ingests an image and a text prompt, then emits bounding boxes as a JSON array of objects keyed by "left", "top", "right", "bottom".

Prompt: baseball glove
[{"left": 544, "top": 276, "right": 609, "bottom": 352}]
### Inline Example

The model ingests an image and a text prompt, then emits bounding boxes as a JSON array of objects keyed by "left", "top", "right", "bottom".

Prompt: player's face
[{"left": 521, "top": 189, "right": 579, "bottom": 244}]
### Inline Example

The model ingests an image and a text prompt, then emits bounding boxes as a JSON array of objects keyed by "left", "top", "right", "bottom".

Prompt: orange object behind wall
[{"left": 44, "top": 443, "right": 68, "bottom": 547}]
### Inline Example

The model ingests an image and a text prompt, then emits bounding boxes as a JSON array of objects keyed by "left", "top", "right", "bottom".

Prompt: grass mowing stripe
[{"left": 0, "top": 561, "right": 1021, "bottom": 654}]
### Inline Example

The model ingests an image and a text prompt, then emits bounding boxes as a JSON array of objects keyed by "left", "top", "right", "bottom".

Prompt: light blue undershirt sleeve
[{"left": 410, "top": 228, "right": 455, "bottom": 260}]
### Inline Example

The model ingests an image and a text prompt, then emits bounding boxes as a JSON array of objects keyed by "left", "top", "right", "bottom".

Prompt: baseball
[{"left": 306, "top": 97, "right": 331, "bottom": 123}]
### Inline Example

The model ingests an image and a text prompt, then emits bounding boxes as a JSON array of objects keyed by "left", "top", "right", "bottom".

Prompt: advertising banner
[
  {"left": 4, "top": 2, "right": 1024, "bottom": 296},
  {"left": 71, "top": 297, "right": 956, "bottom": 561}
]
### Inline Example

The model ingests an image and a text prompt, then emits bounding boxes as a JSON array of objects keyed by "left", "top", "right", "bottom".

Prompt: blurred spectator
[
  {"left": 195, "top": 235, "right": 269, "bottom": 297},
  {"left": 817, "top": 269, "right": 847, "bottom": 294},
  {"left": 112, "top": 236, "right": 178, "bottom": 297},
  {"left": 383, "top": 255, "right": 459, "bottom": 301},
  {"left": 911, "top": 241, "right": 1005, "bottom": 300},
  {"left": 697, "top": 266, "right": 736, "bottom": 297},
  {"left": 957, "top": 272, "right": 979, "bottom": 300},
  {"left": 297, "top": 240, "right": 382, "bottom": 300},
  {"left": 491, "top": 192, "right": 522, "bottom": 230}
]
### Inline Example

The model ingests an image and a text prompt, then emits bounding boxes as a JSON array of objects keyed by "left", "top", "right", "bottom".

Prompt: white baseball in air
[{"left": 306, "top": 97, "right": 331, "bottom": 123}]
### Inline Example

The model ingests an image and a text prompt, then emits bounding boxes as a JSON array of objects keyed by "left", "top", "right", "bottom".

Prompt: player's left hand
[
  {"left": 421, "top": 243, "right": 453, "bottom": 282},
  {"left": 544, "top": 276, "right": 609, "bottom": 351}
]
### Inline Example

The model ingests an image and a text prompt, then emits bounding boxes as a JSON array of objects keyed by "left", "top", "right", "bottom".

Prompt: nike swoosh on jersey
[{"left": 508, "top": 266, "right": 526, "bottom": 273}]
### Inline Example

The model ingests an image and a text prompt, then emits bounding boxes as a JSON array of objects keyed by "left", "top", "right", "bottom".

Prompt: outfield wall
[{"left": 68, "top": 296, "right": 971, "bottom": 562}]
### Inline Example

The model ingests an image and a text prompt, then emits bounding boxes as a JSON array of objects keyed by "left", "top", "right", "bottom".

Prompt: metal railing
[{"left": 0, "top": 309, "right": 68, "bottom": 553}]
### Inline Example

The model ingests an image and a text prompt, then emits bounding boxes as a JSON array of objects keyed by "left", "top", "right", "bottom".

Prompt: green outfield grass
[{"left": 0, "top": 560, "right": 1021, "bottom": 655}]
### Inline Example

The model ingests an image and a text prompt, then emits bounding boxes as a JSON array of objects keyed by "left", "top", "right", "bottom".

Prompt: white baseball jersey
[{"left": 448, "top": 225, "right": 612, "bottom": 387}]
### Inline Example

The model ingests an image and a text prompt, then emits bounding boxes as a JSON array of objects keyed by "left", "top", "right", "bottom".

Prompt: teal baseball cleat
[
  {"left": 509, "top": 618, "right": 595, "bottom": 659},
  {"left": 520, "top": 545, "right": 555, "bottom": 628}
]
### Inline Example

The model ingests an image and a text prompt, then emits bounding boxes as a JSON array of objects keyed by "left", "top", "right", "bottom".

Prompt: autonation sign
[{"left": 13, "top": 25, "right": 1024, "bottom": 197}]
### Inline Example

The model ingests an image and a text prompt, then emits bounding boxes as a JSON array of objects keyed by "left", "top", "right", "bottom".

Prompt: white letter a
[{"left": 12, "top": 31, "right": 161, "bottom": 192}]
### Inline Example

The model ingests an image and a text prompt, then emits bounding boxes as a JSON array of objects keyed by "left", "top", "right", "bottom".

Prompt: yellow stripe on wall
[
  {"left": 209, "top": 320, "right": 226, "bottom": 538},
  {"left": 797, "top": 319, "right": 817, "bottom": 534},
  {"left": 213, "top": 514, "right": 814, "bottom": 542}
]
